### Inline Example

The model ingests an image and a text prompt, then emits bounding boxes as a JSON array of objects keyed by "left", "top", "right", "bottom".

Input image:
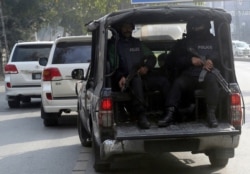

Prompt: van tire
[
  {"left": 77, "top": 114, "right": 91, "bottom": 147},
  {"left": 92, "top": 130, "right": 110, "bottom": 172},
  {"left": 208, "top": 154, "right": 229, "bottom": 167}
]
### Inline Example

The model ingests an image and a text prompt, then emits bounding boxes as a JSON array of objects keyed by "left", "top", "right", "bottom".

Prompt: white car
[
  {"left": 4, "top": 41, "right": 53, "bottom": 108},
  {"left": 39, "top": 36, "right": 91, "bottom": 126},
  {"left": 232, "top": 40, "right": 250, "bottom": 58}
]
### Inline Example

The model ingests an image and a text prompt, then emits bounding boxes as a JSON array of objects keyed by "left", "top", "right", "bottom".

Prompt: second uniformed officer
[{"left": 158, "top": 16, "right": 220, "bottom": 128}]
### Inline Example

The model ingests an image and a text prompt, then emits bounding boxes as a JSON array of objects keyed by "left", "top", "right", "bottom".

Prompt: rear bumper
[
  {"left": 42, "top": 98, "right": 78, "bottom": 113},
  {"left": 5, "top": 87, "right": 41, "bottom": 100},
  {"left": 101, "top": 134, "right": 240, "bottom": 160},
  {"left": 99, "top": 122, "right": 241, "bottom": 160},
  {"left": 41, "top": 82, "right": 78, "bottom": 113}
]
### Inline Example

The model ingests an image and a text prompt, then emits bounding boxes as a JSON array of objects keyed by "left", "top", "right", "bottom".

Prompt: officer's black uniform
[
  {"left": 110, "top": 23, "right": 170, "bottom": 129},
  {"left": 158, "top": 17, "right": 219, "bottom": 128},
  {"left": 115, "top": 36, "right": 155, "bottom": 116}
]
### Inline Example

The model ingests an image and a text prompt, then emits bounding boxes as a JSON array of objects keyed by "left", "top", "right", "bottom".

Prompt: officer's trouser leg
[
  {"left": 203, "top": 73, "right": 219, "bottom": 127},
  {"left": 130, "top": 76, "right": 150, "bottom": 129}
]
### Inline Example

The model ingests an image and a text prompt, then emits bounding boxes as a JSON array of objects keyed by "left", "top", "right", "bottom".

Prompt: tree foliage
[
  {"left": 41, "top": 0, "right": 124, "bottom": 35},
  {"left": 2, "top": 0, "right": 47, "bottom": 48},
  {"left": 1, "top": 0, "right": 132, "bottom": 50}
]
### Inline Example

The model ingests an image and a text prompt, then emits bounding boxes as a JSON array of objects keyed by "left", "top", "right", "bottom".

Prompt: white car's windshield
[{"left": 236, "top": 42, "right": 249, "bottom": 48}]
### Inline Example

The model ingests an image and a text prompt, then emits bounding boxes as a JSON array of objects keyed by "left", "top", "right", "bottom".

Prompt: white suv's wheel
[
  {"left": 8, "top": 99, "right": 20, "bottom": 108},
  {"left": 22, "top": 97, "right": 31, "bottom": 103},
  {"left": 43, "top": 118, "right": 58, "bottom": 127},
  {"left": 41, "top": 106, "right": 59, "bottom": 127}
]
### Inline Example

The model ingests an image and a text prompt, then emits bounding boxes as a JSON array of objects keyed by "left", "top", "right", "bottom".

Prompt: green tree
[
  {"left": 2, "top": 0, "right": 48, "bottom": 48},
  {"left": 1, "top": 0, "right": 132, "bottom": 49},
  {"left": 41, "top": 0, "right": 126, "bottom": 36}
]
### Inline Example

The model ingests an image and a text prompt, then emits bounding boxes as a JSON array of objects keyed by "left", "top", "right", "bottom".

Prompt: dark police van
[{"left": 72, "top": 5, "right": 245, "bottom": 172}]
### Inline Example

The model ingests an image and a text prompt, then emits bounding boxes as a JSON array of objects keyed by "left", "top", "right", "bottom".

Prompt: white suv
[
  {"left": 39, "top": 36, "right": 91, "bottom": 126},
  {"left": 4, "top": 41, "right": 53, "bottom": 108},
  {"left": 232, "top": 40, "right": 250, "bottom": 58}
]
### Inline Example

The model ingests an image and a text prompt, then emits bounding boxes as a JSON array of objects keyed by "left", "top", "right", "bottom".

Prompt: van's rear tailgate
[{"left": 115, "top": 122, "right": 240, "bottom": 140}]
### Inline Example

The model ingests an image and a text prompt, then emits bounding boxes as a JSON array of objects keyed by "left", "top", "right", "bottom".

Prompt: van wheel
[
  {"left": 41, "top": 106, "right": 58, "bottom": 127},
  {"left": 208, "top": 154, "right": 229, "bottom": 167},
  {"left": 77, "top": 114, "right": 91, "bottom": 147},
  {"left": 8, "top": 99, "right": 20, "bottom": 108},
  {"left": 92, "top": 131, "right": 110, "bottom": 172}
]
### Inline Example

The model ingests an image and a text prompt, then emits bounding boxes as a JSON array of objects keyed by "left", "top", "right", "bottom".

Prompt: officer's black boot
[
  {"left": 138, "top": 114, "right": 150, "bottom": 129},
  {"left": 158, "top": 106, "right": 176, "bottom": 127},
  {"left": 207, "top": 106, "right": 218, "bottom": 128}
]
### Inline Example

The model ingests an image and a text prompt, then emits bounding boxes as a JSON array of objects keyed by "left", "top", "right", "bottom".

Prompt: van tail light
[
  {"left": 230, "top": 93, "right": 243, "bottom": 128},
  {"left": 4, "top": 64, "right": 18, "bottom": 74},
  {"left": 43, "top": 67, "right": 62, "bottom": 81},
  {"left": 98, "top": 97, "right": 113, "bottom": 127}
]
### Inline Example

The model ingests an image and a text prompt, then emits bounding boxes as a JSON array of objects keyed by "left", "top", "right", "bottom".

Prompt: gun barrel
[{"left": 212, "top": 69, "right": 231, "bottom": 93}]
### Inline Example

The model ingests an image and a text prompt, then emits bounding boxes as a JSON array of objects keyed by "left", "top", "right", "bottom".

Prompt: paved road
[
  {"left": 1, "top": 59, "right": 250, "bottom": 174},
  {"left": 0, "top": 82, "right": 82, "bottom": 174},
  {"left": 73, "top": 60, "right": 250, "bottom": 174}
]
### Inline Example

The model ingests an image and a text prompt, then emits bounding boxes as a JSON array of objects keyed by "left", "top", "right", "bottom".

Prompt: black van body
[{"left": 72, "top": 5, "right": 244, "bottom": 172}]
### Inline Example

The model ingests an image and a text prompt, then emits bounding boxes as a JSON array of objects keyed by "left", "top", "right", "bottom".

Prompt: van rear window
[
  {"left": 52, "top": 42, "right": 91, "bottom": 64},
  {"left": 11, "top": 44, "right": 52, "bottom": 62}
]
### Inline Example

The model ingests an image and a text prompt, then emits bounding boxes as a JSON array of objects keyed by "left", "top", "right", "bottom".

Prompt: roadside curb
[{"left": 72, "top": 148, "right": 92, "bottom": 174}]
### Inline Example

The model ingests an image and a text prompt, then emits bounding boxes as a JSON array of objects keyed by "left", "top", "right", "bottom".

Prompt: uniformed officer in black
[
  {"left": 109, "top": 22, "right": 170, "bottom": 129},
  {"left": 158, "top": 16, "right": 220, "bottom": 128}
]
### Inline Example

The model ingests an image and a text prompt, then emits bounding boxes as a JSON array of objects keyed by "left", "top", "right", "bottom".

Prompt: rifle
[
  {"left": 121, "top": 55, "right": 149, "bottom": 92},
  {"left": 121, "top": 67, "right": 139, "bottom": 92},
  {"left": 187, "top": 47, "right": 232, "bottom": 94}
]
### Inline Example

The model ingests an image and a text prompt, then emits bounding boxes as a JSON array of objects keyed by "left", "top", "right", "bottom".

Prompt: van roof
[
  {"left": 15, "top": 41, "right": 53, "bottom": 45},
  {"left": 87, "top": 5, "right": 231, "bottom": 31}
]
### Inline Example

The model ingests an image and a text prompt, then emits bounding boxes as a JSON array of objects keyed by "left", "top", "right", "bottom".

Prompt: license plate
[{"left": 32, "top": 73, "right": 41, "bottom": 79}]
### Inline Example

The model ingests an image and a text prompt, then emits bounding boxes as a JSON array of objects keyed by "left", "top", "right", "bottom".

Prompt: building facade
[{"left": 208, "top": 0, "right": 250, "bottom": 43}]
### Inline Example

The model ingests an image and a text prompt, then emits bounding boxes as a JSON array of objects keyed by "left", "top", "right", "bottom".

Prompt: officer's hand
[
  {"left": 204, "top": 59, "right": 213, "bottom": 71},
  {"left": 119, "top": 77, "right": 126, "bottom": 91},
  {"left": 138, "top": 66, "right": 148, "bottom": 75},
  {"left": 192, "top": 57, "right": 204, "bottom": 66}
]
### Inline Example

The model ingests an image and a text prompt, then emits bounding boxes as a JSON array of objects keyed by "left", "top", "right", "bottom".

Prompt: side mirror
[
  {"left": 72, "top": 69, "right": 85, "bottom": 80},
  {"left": 38, "top": 57, "right": 48, "bottom": 66}
]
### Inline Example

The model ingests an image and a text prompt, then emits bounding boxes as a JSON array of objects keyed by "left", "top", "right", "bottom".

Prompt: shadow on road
[{"left": 87, "top": 151, "right": 224, "bottom": 174}]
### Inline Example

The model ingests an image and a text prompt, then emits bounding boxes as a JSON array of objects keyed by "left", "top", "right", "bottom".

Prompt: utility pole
[
  {"left": 234, "top": 0, "right": 240, "bottom": 40},
  {"left": 0, "top": 0, "right": 9, "bottom": 76}
]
